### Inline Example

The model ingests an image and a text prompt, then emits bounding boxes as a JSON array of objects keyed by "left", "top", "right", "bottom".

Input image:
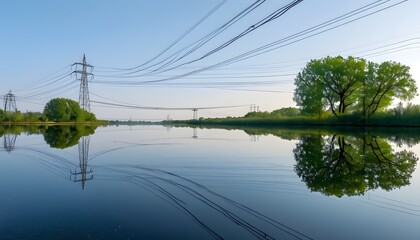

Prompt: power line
[
  {"left": 14, "top": 64, "right": 72, "bottom": 94},
  {"left": 97, "top": 0, "right": 302, "bottom": 78},
  {"left": 93, "top": 0, "right": 406, "bottom": 85},
  {"left": 358, "top": 40, "right": 420, "bottom": 58},
  {"left": 90, "top": 100, "right": 251, "bottom": 111},
  {"left": 184, "top": 0, "right": 404, "bottom": 79},
  {"left": 146, "top": 0, "right": 267, "bottom": 75},
  {"left": 95, "top": 0, "right": 229, "bottom": 72},
  {"left": 18, "top": 78, "right": 77, "bottom": 100},
  {"left": 214, "top": 0, "right": 407, "bottom": 68}
]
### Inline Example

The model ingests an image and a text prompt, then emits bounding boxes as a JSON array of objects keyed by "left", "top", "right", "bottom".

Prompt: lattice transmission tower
[
  {"left": 3, "top": 90, "right": 17, "bottom": 112},
  {"left": 72, "top": 54, "right": 94, "bottom": 111}
]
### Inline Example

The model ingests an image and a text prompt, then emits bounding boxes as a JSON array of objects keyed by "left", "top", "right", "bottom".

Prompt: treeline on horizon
[
  {"left": 0, "top": 98, "right": 100, "bottom": 123},
  {"left": 175, "top": 102, "right": 420, "bottom": 127}
]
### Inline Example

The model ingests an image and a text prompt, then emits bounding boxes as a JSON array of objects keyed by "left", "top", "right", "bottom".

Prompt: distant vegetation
[
  {"left": 0, "top": 98, "right": 100, "bottom": 123},
  {"left": 170, "top": 102, "right": 420, "bottom": 127},
  {"left": 108, "top": 120, "right": 158, "bottom": 126},
  {"left": 0, "top": 109, "right": 47, "bottom": 123}
]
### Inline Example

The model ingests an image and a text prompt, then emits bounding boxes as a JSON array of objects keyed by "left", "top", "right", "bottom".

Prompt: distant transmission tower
[
  {"left": 193, "top": 109, "right": 198, "bottom": 120},
  {"left": 3, "top": 90, "right": 17, "bottom": 112},
  {"left": 72, "top": 54, "right": 94, "bottom": 111},
  {"left": 249, "top": 104, "right": 259, "bottom": 112}
]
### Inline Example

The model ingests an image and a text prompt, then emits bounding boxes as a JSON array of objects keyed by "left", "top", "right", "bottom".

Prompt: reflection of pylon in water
[
  {"left": 250, "top": 135, "right": 259, "bottom": 142},
  {"left": 3, "top": 134, "right": 17, "bottom": 152},
  {"left": 192, "top": 127, "right": 198, "bottom": 139},
  {"left": 70, "top": 136, "right": 93, "bottom": 190}
]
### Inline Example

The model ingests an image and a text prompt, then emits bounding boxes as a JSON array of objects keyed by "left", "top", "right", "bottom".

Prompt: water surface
[{"left": 1, "top": 125, "right": 419, "bottom": 239}]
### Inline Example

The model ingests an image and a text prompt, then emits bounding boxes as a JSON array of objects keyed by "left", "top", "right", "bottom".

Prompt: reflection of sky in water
[{"left": 0, "top": 125, "right": 419, "bottom": 239}]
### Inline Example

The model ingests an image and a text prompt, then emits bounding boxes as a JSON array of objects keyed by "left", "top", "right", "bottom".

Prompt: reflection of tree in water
[
  {"left": 294, "top": 134, "right": 418, "bottom": 197},
  {"left": 43, "top": 125, "right": 97, "bottom": 149}
]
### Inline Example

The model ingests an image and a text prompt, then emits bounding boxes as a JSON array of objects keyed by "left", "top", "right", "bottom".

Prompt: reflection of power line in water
[
  {"left": 353, "top": 193, "right": 420, "bottom": 217},
  {"left": 11, "top": 146, "right": 77, "bottom": 181},
  {"left": 89, "top": 142, "right": 176, "bottom": 162},
  {"left": 96, "top": 165, "right": 313, "bottom": 240},
  {"left": 13, "top": 142, "right": 93, "bottom": 190}
]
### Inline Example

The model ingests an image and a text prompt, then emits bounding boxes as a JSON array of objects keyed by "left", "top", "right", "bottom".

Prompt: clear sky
[{"left": 1, "top": 0, "right": 420, "bottom": 120}]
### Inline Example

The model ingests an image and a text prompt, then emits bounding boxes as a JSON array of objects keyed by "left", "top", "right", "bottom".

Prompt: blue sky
[{"left": 1, "top": 0, "right": 420, "bottom": 120}]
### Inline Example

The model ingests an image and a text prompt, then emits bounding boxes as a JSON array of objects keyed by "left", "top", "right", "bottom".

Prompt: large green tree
[
  {"left": 294, "top": 56, "right": 417, "bottom": 118},
  {"left": 43, "top": 98, "right": 96, "bottom": 122}
]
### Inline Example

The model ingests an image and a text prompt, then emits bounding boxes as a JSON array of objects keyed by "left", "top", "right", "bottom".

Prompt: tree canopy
[
  {"left": 43, "top": 98, "right": 96, "bottom": 122},
  {"left": 294, "top": 56, "right": 417, "bottom": 119}
]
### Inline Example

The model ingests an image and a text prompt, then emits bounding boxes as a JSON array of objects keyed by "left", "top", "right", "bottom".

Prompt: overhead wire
[
  {"left": 134, "top": 0, "right": 407, "bottom": 84},
  {"left": 96, "top": 0, "right": 302, "bottom": 78},
  {"left": 19, "top": 78, "right": 77, "bottom": 100},
  {"left": 212, "top": 0, "right": 407, "bottom": 68},
  {"left": 172, "top": 0, "right": 303, "bottom": 67},
  {"left": 17, "top": 72, "right": 73, "bottom": 97},
  {"left": 95, "top": 0, "right": 266, "bottom": 75},
  {"left": 14, "top": 65, "right": 72, "bottom": 94},
  {"left": 90, "top": 100, "right": 251, "bottom": 111},
  {"left": 357, "top": 39, "right": 420, "bottom": 58},
  {"left": 139, "top": 0, "right": 267, "bottom": 74},
  {"left": 95, "top": 0, "right": 229, "bottom": 72},
  {"left": 93, "top": 0, "right": 405, "bottom": 86}
]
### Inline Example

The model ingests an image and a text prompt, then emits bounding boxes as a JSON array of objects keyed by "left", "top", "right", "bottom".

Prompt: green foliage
[
  {"left": 359, "top": 61, "right": 417, "bottom": 118},
  {"left": 0, "top": 98, "right": 97, "bottom": 123},
  {"left": 173, "top": 110, "right": 420, "bottom": 127},
  {"left": 0, "top": 110, "right": 48, "bottom": 123},
  {"left": 293, "top": 59, "right": 325, "bottom": 117},
  {"left": 23, "top": 111, "right": 47, "bottom": 122},
  {"left": 244, "top": 111, "right": 271, "bottom": 118},
  {"left": 294, "top": 134, "right": 418, "bottom": 197},
  {"left": 43, "top": 125, "right": 97, "bottom": 149},
  {"left": 271, "top": 107, "right": 300, "bottom": 117},
  {"left": 0, "top": 109, "right": 4, "bottom": 122},
  {"left": 294, "top": 56, "right": 417, "bottom": 119},
  {"left": 0, "top": 124, "right": 97, "bottom": 149},
  {"left": 244, "top": 107, "right": 301, "bottom": 119},
  {"left": 43, "top": 98, "right": 96, "bottom": 122}
]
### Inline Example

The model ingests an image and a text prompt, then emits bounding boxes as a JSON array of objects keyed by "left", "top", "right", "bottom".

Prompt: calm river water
[{"left": 0, "top": 125, "right": 419, "bottom": 239}]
